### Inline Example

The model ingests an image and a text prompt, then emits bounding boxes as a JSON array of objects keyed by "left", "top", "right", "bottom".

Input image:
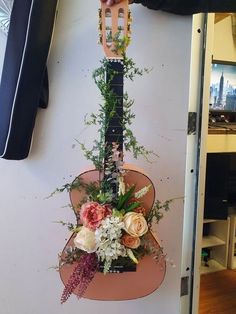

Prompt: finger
[
  {"left": 106, "top": 0, "right": 114, "bottom": 5},
  {"left": 100, "top": 0, "right": 125, "bottom": 6},
  {"left": 106, "top": 0, "right": 122, "bottom": 6}
]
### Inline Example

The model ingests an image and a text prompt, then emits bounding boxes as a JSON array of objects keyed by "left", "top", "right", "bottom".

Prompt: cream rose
[
  {"left": 74, "top": 226, "right": 97, "bottom": 253},
  {"left": 123, "top": 212, "right": 148, "bottom": 237}
]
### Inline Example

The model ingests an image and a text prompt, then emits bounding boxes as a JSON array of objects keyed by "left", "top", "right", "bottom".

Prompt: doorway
[{"left": 190, "top": 12, "right": 236, "bottom": 314}]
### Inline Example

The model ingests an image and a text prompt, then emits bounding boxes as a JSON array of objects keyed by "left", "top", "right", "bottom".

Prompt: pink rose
[
  {"left": 80, "top": 202, "right": 112, "bottom": 230},
  {"left": 121, "top": 234, "right": 141, "bottom": 249}
]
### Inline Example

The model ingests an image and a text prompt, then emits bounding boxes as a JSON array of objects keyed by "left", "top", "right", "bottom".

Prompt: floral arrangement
[
  {"left": 57, "top": 158, "right": 174, "bottom": 303},
  {"left": 59, "top": 176, "right": 173, "bottom": 304},
  {"left": 53, "top": 34, "right": 174, "bottom": 304}
]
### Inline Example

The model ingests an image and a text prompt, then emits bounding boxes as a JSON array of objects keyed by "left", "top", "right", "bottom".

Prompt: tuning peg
[
  {"left": 98, "top": 34, "right": 103, "bottom": 44},
  {"left": 127, "top": 23, "right": 131, "bottom": 32},
  {"left": 105, "top": 10, "right": 112, "bottom": 17},
  {"left": 98, "top": 8, "right": 102, "bottom": 18},
  {"left": 128, "top": 11, "right": 133, "bottom": 25},
  {"left": 98, "top": 22, "right": 102, "bottom": 31}
]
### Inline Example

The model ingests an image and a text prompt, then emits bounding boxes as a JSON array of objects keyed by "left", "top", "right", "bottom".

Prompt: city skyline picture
[{"left": 210, "top": 62, "right": 236, "bottom": 111}]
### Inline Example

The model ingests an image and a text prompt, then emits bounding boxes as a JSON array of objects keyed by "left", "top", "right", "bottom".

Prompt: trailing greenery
[
  {"left": 60, "top": 246, "right": 84, "bottom": 266},
  {"left": 54, "top": 220, "right": 77, "bottom": 232},
  {"left": 116, "top": 185, "right": 140, "bottom": 212},
  {"left": 46, "top": 177, "right": 84, "bottom": 198},
  {"left": 140, "top": 235, "right": 166, "bottom": 263},
  {"left": 79, "top": 36, "right": 155, "bottom": 170},
  {"left": 53, "top": 33, "right": 177, "bottom": 300},
  {"left": 146, "top": 199, "right": 174, "bottom": 229}
]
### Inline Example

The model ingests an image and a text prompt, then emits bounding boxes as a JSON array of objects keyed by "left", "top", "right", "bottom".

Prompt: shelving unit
[
  {"left": 228, "top": 215, "right": 236, "bottom": 269},
  {"left": 201, "top": 218, "right": 230, "bottom": 274},
  {"left": 207, "top": 134, "right": 236, "bottom": 153},
  {"left": 202, "top": 235, "right": 225, "bottom": 248}
]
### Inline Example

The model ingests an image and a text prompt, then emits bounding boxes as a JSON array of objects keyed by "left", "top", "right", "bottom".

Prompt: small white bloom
[
  {"left": 134, "top": 184, "right": 152, "bottom": 199},
  {"left": 118, "top": 176, "right": 126, "bottom": 196},
  {"left": 95, "top": 216, "right": 127, "bottom": 266}
]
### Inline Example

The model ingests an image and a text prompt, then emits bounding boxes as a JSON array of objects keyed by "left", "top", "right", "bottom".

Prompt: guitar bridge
[{"left": 99, "top": 264, "right": 137, "bottom": 273}]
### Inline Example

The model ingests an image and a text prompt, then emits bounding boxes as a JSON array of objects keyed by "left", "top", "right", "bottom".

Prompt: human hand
[{"left": 100, "top": 0, "right": 133, "bottom": 6}]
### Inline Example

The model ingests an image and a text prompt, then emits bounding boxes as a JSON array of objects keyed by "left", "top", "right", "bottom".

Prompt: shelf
[
  {"left": 201, "top": 216, "right": 229, "bottom": 273},
  {"left": 202, "top": 235, "right": 225, "bottom": 248},
  {"left": 207, "top": 134, "right": 236, "bottom": 153},
  {"left": 203, "top": 219, "right": 218, "bottom": 224},
  {"left": 201, "top": 259, "right": 226, "bottom": 274}
]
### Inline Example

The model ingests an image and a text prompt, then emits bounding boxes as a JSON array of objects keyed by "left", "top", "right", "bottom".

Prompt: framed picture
[{"left": 210, "top": 60, "right": 236, "bottom": 112}]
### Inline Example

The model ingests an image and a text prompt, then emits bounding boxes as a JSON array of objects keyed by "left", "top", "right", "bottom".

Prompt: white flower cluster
[
  {"left": 95, "top": 216, "right": 127, "bottom": 267},
  {"left": 134, "top": 184, "right": 151, "bottom": 199}
]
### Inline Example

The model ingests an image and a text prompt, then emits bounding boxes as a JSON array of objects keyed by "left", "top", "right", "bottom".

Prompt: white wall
[{"left": 0, "top": 1, "right": 193, "bottom": 313}]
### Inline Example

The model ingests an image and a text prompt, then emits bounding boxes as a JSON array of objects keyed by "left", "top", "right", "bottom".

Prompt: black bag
[
  {"left": 0, "top": 0, "right": 58, "bottom": 160},
  {"left": 134, "top": 0, "right": 236, "bottom": 15}
]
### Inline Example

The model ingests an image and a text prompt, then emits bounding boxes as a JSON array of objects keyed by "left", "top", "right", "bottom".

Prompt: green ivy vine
[{"left": 79, "top": 38, "right": 156, "bottom": 170}]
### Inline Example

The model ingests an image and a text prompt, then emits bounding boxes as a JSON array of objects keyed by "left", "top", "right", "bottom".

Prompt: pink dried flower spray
[{"left": 61, "top": 253, "right": 98, "bottom": 304}]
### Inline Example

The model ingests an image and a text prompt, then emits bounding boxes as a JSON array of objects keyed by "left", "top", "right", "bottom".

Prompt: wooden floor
[{"left": 199, "top": 270, "right": 236, "bottom": 314}]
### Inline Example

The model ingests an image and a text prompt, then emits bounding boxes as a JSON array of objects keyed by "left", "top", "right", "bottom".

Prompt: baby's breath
[{"left": 95, "top": 216, "right": 127, "bottom": 272}]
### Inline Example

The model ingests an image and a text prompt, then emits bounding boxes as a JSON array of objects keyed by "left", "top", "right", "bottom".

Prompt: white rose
[
  {"left": 123, "top": 212, "right": 148, "bottom": 237},
  {"left": 74, "top": 226, "right": 97, "bottom": 253}
]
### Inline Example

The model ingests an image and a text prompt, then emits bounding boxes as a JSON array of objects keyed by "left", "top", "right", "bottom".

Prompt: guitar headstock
[{"left": 99, "top": 0, "right": 132, "bottom": 59}]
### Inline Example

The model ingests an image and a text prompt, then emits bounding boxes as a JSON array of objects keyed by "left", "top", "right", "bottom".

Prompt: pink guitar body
[{"left": 59, "top": 165, "right": 166, "bottom": 300}]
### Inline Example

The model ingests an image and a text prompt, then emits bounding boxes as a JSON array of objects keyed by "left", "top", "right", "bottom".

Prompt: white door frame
[
  {"left": 181, "top": 13, "right": 215, "bottom": 314},
  {"left": 191, "top": 13, "right": 215, "bottom": 314}
]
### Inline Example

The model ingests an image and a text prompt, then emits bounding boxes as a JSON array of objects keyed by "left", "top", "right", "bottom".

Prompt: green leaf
[
  {"left": 112, "top": 208, "right": 125, "bottom": 218},
  {"left": 127, "top": 249, "right": 139, "bottom": 264},
  {"left": 72, "top": 226, "right": 83, "bottom": 233},
  {"left": 116, "top": 185, "right": 136, "bottom": 210},
  {"left": 97, "top": 191, "right": 113, "bottom": 204},
  {"left": 124, "top": 202, "right": 141, "bottom": 213}
]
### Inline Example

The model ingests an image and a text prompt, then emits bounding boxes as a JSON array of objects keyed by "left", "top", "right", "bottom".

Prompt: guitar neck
[
  {"left": 103, "top": 60, "right": 124, "bottom": 195},
  {"left": 105, "top": 60, "right": 124, "bottom": 154},
  {"left": 99, "top": 0, "right": 130, "bottom": 194}
]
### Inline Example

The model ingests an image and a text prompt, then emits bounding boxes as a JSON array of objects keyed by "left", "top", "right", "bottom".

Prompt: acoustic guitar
[{"left": 59, "top": 0, "right": 166, "bottom": 301}]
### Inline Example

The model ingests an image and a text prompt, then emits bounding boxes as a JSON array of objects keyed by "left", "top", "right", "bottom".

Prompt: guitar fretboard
[
  {"left": 104, "top": 60, "right": 124, "bottom": 195},
  {"left": 105, "top": 60, "right": 124, "bottom": 150}
]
